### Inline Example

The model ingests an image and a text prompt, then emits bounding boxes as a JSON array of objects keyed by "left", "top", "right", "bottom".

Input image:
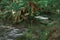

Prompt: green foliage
[{"left": 0, "top": 0, "right": 60, "bottom": 40}]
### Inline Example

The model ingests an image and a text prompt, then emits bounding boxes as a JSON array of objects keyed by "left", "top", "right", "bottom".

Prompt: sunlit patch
[{"left": 12, "top": 10, "right": 16, "bottom": 15}]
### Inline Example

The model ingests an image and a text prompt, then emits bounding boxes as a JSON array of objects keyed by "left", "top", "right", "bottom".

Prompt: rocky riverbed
[{"left": 0, "top": 25, "right": 28, "bottom": 40}]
